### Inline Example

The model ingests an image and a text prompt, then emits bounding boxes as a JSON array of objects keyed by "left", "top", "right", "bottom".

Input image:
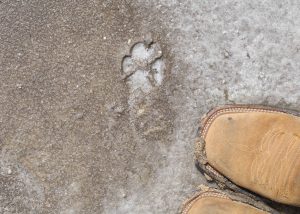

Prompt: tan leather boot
[
  {"left": 195, "top": 105, "right": 300, "bottom": 207},
  {"left": 181, "top": 186, "right": 275, "bottom": 214}
]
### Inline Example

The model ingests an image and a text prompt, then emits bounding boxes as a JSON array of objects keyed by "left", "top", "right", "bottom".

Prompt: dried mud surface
[{"left": 0, "top": 0, "right": 299, "bottom": 213}]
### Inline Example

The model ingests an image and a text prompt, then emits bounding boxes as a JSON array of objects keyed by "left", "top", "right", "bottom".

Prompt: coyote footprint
[
  {"left": 122, "top": 41, "right": 165, "bottom": 95},
  {"left": 121, "top": 40, "right": 172, "bottom": 140}
]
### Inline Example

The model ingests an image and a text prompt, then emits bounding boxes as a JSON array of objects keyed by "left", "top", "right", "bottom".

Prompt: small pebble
[
  {"left": 204, "top": 173, "right": 213, "bottom": 181},
  {"left": 75, "top": 112, "right": 84, "bottom": 120}
]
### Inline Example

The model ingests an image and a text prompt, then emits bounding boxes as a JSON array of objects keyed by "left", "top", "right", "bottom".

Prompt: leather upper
[
  {"left": 204, "top": 110, "right": 300, "bottom": 206},
  {"left": 186, "top": 195, "right": 267, "bottom": 214}
]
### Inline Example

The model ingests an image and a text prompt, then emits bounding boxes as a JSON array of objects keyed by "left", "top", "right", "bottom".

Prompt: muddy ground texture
[{"left": 0, "top": 0, "right": 300, "bottom": 213}]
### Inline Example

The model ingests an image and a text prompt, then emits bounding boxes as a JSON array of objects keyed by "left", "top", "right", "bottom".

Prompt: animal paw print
[{"left": 121, "top": 41, "right": 165, "bottom": 94}]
